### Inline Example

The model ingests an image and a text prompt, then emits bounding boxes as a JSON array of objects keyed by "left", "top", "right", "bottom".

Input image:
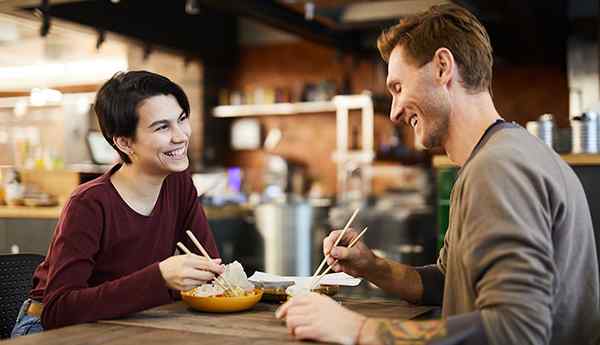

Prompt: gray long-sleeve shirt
[{"left": 437, "top": 122, "right": 600, "bottom": 345}]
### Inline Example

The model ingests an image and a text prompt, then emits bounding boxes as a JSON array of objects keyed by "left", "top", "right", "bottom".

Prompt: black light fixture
[
  {"left": 96, "top": 29, "right": 106, "bottom": 50},
  {"left": 39, "top": 0, "right": 51, "bottom": 37},
  {"left": 143, "top": 43, "right": 153, "bottom": 61},
  {"left": 185, "top": 0, "right": 200, "bottom": 15}
]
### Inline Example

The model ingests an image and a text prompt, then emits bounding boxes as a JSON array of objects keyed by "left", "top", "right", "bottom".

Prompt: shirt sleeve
[
  {"left": 459, "top": 153, "right": 556, "bottom": 345},
  {"left": 430, "top": 311, "right": 489, "bottom": 345},
  {"left": 415, "top": 265, "right": 445, "bottom": 306},
  {"left": 41, "top": 196, "right": 172, "bottom": 329},
  {"left": 436, "top": 229, "right": 449, "bottom": 276},
  {"left": 178, "top": 172, "right": 220, "bottom": 259}
]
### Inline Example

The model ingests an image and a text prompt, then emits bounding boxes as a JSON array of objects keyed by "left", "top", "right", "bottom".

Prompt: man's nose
[{"left": 389, "top": 99, "right": 404, "bottom": 124}]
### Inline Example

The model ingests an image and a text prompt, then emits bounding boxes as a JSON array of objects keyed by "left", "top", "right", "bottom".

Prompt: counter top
[
  {"left": 0, "top": 204, "right": 63, "bottom": 219},
  {"left": 433, "top": 154, "right": 600, "bottom": 168},
  {"left": 0, "top": 203, "right": 251, "bottom": 220}
]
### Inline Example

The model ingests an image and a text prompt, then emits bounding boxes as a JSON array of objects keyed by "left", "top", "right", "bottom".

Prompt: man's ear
[
  {"left": 113, "top": 136, "right": 133, "bottom": 157},
  {"left": 433, "top": 47, "right": 455, "bottom": 86}
]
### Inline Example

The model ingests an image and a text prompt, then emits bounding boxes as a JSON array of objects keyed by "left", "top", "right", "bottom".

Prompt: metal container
[
  {"left": 526, "top": 121, "right": 539, "bottom": 138},
  {"left": 538, "top": 113, "right": 555, "bottom": 149},
  {"left": 254, "top": 201, "right": 314, "bottom": 276},
  {"left": 571, "top": 111, "right": 599, "bottom": 154}
]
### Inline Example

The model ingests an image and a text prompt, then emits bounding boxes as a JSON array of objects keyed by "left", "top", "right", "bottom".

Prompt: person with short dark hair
[
  {"left": 11, "top": 70, "right": 223, "bottom": 336},
  {"left": 276, "top": 4, "right": 600, "bottom": 345}
]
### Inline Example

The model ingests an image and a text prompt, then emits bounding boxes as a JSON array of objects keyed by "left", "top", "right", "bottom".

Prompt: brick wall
[{"left": 222, "top": 40, "right": 569, "bottom": 196}]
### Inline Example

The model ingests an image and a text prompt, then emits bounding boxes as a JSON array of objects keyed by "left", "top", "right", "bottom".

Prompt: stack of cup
[
  {"left": 571, "top": 112, "right": 599, "bottom": 154},
  {"left": 538, "top": 114, "right": 555, "bottom": 149}
]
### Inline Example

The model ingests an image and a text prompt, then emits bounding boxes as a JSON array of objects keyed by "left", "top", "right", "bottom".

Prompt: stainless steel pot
[{"left": 254, "top": 201, "right": 314, "bottom": 276}]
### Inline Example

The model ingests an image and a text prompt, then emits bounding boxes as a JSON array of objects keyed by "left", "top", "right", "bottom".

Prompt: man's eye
[{"left": 155, "top": 125, "right": 168, "bottom": 131}]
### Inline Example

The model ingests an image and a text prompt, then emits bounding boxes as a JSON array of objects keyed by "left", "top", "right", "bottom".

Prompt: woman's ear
[
  {"left": 113, "top": 136, "right": 134, "bottom": 158},
  {"left": 433, "top": 47, "right": 455, "bottom": 86}
]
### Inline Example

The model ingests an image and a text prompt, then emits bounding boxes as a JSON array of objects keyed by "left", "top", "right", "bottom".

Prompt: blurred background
[{"left": 1, "top": 0, "right": 600, "bottom": 296}]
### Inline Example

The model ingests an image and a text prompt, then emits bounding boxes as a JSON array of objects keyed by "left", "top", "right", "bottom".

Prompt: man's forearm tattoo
[{"left": 375, "top": 319, "right": 447, "bottom": 345}]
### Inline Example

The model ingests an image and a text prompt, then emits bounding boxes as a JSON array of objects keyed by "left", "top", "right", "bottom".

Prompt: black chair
[{"left": 0, "top": 254, "right": 44, "bottom": 339}]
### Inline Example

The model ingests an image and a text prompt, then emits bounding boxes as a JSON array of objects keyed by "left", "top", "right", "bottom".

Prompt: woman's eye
[{"left": 178, "top": 114, "right": 189, "bottom": 122}]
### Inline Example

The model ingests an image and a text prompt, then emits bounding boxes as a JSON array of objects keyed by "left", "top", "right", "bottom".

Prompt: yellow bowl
[{"left": 181, "top": 288, "right": 264, "bottom": 313}]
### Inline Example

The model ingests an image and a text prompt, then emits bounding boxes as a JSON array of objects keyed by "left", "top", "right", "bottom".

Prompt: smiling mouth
[{"left": 164, "top": 146, "right": 186, "bottom": 158}]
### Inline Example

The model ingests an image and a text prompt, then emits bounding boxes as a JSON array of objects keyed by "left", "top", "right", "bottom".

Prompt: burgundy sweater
[{"left": 30, "top": 164, "right": 219, "bottom": 329}]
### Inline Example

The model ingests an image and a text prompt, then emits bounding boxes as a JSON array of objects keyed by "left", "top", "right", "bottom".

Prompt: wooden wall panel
[{"left": 493, "top": 64, "right": 569, "bottom": 127}]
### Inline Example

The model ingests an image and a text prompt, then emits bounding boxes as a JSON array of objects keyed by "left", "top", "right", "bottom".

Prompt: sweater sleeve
[
  {"left": 415, "top": 265, "right": 445, "bottom": 306},
  {"left": 459, "top": 153, "right": 556, "bottom": 345},
  {"left": 179, "top": 172, "right": 220, "bottom": 259},
  {"left": 41, "top": 196, "right": 172, "bottom": 329}
]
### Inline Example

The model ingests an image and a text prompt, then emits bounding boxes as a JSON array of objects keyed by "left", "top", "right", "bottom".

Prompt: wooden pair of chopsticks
[
  {"left": 177, "top": 230, "right": 241, "bottom": 295},
  {"left": 310, "top": 226, "right": 368, "bottom": 290},
  {"left": 309, "top": 208, "right": 367, "bottom": 290}
]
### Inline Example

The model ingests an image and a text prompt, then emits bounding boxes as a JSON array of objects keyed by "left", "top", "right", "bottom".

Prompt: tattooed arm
[
  {"left": 276, "top": 292, "right": 486, "bottom": 345},
  {"left": 359, "top": 312, "right": 487, "bottom": 345},
  {"left": 359, "top": 319, "right": 447, "bottom": 345}
]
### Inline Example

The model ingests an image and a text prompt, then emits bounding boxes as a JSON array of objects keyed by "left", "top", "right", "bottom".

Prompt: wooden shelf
[
  {"left": 213, "top": 101, "right": 337, "bottom": 117},
  {"left": 433, "top": 154, "right": 600, "bottom": 168},
  {"left": 560, "top": 154, "right": 600, "bottom": 166}
]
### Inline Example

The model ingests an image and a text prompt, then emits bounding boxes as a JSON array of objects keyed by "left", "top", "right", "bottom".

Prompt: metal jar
[
  {"left": 538, "top": 113, "right": 555, "bottom": 149},
  {"left": 254, "top": 201, "right": 314, "bottom": 276},
  {"left": 571, "top": 112, "right": 599, "bottom": 154}
]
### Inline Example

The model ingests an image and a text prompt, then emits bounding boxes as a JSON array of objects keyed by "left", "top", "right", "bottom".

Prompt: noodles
[{"left": 189, "top": 261, "right": 255, "bottom": 297}]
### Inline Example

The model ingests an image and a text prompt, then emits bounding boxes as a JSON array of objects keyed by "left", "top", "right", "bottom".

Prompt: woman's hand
[
  {"left": 159, "top": 254, "right": 224, "bottom": 291},
  {"left": 275, "top": 292, "right": 366, "bottom": 345}
]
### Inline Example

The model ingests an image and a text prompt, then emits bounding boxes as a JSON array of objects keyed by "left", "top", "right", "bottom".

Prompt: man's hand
[
  {"left": 275, "top": 292, "right": 366, "bottom": 345},
  {"left": 323, "top": 228, "right": 378, "bottom": 278},
  {"left": 159, "top": 254, "right": 224, "bottom": 291}
]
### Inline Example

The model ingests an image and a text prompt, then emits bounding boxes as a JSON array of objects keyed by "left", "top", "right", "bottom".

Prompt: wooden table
[{"left": 4, "top": 298, "right": 436, "bottom": 345}]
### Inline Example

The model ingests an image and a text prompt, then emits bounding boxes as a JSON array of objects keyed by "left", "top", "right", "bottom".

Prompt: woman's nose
[{"left": 172, "top": 124, "right": 187, "bottom": 142}]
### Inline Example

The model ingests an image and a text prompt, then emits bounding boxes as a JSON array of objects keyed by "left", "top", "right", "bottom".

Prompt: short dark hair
[
  {"left": 377, "top": 4, "right": 493, "bottom": 93},
  {"left": 93, "top": 70, "right": 190, "bottom": 164}
]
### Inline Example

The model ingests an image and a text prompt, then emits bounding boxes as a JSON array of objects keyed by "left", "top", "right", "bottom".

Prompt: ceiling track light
[
  {"left": 143, "top": 44, "right": 153, "bottom": 61},
  {"left": 39, "top": 0, "right": 51, "bottom": 37},
  {"left": 96, "top": 29, "right": 106, "bottom": 50},
  {"left": 185, "top": 0, "right": 200, "bottom": 15}
]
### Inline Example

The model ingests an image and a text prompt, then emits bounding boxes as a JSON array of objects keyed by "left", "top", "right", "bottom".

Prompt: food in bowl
[
  {"left": 181, "top": 261, "right": 263, "bottom": 312},
  {"left": 181, "top": 288, "right": 264, "bottom": 313}
]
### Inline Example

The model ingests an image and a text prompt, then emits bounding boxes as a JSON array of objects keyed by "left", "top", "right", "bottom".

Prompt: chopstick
[
  {"left": 177, "top": 242, "right": 192, "bottom": 254},
  {"left": 310, "top": 226, "right": 368, "bottom": 290},
  {"left": 176, "top": 241, "right": 229, "bottom": 292},
  {"left": 310, "top": 208, "right": 360, "bottom": 282},
  {"left": 185, "top": 230, "right": 240, "bottom": 295}
]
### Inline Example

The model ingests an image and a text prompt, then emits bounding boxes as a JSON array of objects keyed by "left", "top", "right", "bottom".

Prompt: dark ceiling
[{"left": 14, "top": 0, "right": 597, "bottom": 65}]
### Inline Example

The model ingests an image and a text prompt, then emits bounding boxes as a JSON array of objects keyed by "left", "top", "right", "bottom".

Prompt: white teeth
[{"left": 165, "top": 147, "right": 185, "bottom": 157}]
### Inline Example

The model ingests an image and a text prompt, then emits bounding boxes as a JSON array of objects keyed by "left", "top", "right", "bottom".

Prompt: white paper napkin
[{"left": 248, "top": 271, "right": 361, "bottom": 287}]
